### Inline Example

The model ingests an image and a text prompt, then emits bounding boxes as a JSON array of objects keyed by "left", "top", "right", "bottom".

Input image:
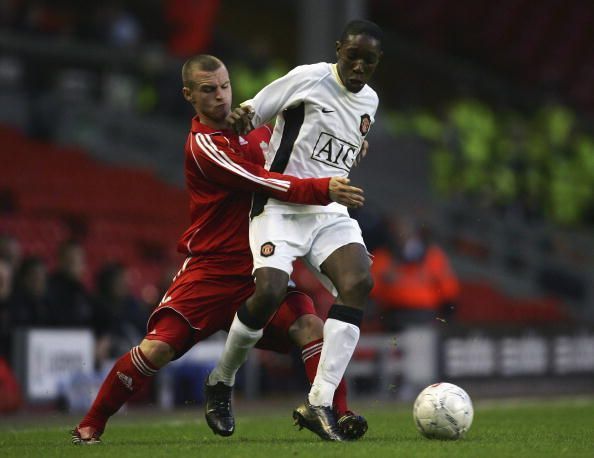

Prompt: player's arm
[
  {"left": 227, "top": 65, "right": 317, "bottom": 134},
  {"left": 190, "top": 132, "right": 364, "bottom": 208}
]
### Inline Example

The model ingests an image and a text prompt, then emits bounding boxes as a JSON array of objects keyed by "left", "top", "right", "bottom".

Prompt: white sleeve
[{"left": 241, "top": 64, "right": 322, "bottom": 127}]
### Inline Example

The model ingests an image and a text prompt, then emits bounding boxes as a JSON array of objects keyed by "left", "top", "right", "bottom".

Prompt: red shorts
[{"left": 145, "top": 257, "right": 316, "bottom": 358}]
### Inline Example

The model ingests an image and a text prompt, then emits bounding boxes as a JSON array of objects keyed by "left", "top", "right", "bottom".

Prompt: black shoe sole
[{"left": 205, "top": 416, "right": 234, "bottom": 437}]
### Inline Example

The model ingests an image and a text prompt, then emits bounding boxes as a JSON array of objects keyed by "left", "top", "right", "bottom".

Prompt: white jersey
[{"left": 243, "top": 62, "right": 379, "bottom": 216}]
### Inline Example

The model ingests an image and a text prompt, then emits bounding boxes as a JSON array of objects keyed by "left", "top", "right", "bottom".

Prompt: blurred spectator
[
  {"left": 0, "top": 234, "right": 22, "bottom": 271},
  {"left": 104, "top": 5, "right": 142, "bottom": 49},
  {"left": 0, "top": 259, "right": 14, "bottom": 360},
  {"left": 0, "top": 258, "right": 22, "bottom": 413},
  {"left": 46, "top": 240, "right": 93, "bottom": 327},
  {"left": 21, "top": 0, "right": 76, "bottom": 38},
  {"left": 370, "top": 218, "right": 460, "bottom": 332},
  {"left": 102, "top": 71, "right": 138, "bottom": 111},
  {"left": 370, "top": 218, "right": 459, "bottom": 400},
  {"left": 351, "top": 205, "right": 390, "bottom": 253},
  {"left": 229, "top": 37, "right": 289, "bottom": 104},
  {"left": 92, "top": 262, "right": 147, "bottom": 365},
  {"left": 415, "top": 98, "right": 594, "bottom": 226},
  {"left": 9, "top": 256, "right": 51, "bottom": 327}
]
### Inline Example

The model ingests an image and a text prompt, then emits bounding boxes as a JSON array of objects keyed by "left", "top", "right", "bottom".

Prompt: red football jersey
[{"left": 177, "top": 116, "right": 331, "bottom": 275}]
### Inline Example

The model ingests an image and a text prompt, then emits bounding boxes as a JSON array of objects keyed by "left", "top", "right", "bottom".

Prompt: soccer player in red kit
[{"left": 71, "top": 54, "right": 367, "bottom": 445}]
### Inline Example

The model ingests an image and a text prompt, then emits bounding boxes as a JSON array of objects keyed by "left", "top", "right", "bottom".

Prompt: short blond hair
[{"left": 182, "top": 55, "right": 223, "bottom": 87}]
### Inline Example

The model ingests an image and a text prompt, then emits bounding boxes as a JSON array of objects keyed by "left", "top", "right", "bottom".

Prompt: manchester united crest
[
  {"left": 359, "top": 114, "right": 371, "bottom": 136},
  {"left": 260, "top": 242, "right": 275, "bottom": 257}
]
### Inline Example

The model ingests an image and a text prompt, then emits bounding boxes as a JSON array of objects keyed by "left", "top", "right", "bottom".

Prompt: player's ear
[
  {"left": 335, "top": 40, "right": 342, "bottom": 58},
  {"left": 182, "top": 86, "right": 192, "bottom": 102}
]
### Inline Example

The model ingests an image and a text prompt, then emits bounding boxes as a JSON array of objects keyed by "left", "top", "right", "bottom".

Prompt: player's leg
[
  {"left": 277, "top": 295, "right": 349, "bottom": 417},
  {"left": 250, "top": 290, "right": 355, "bottom": 440},
  {"left": 308, "top": 242, "right": 372, "bottom": 407},
  {"left": 205, "top": 214, "right": 305, "bottom": 433},
  {"left": 292, "top": 316, "right": 368, "bottom": 440},
  {"left": 204, "top": 267, "right": 289, "bottom": 436},
  {"left": 293, "top": 243, "right": 370, "bottom": 440},
  {"left": 256, "top": 291, "right": 329, "bottom": 395},
  {"left": 265, "top": 290, "right": 368, "bottom": 439},
  {"left": 204, "top": 268, "right": 288, "bottom": 437},
  {"left": 293, "top": 215, "right": 372, "bottom": 438},
  {"left": 207, "top": 267, "right": 289, "bottom": 388},
  {"left": 72, "top": 310, "right": 192, "bottom": 445}
]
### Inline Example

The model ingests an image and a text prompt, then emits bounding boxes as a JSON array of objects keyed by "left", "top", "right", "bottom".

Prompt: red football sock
[
  {"left": 78, "top": 346, "right": 158, "bottom": 433},
  {"left": 301, "top": 338, "right": 349, "bottom": 417}
]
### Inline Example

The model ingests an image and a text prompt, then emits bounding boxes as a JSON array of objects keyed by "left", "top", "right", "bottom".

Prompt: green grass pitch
[{"left": 1, "top": 398, "right": 593, "bottom": 457}]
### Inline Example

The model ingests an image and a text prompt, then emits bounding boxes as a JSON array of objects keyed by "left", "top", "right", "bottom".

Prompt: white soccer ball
[{"left": 412, "top": 382, "right": 474, "bottom": 440}]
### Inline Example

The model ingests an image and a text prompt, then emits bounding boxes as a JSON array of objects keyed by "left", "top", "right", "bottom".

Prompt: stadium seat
[{"left": 0, "top": 124, "right": 187, "bottom": 291}]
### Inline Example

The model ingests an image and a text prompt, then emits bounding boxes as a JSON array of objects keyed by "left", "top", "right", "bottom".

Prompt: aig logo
[{"left": 311, "top": 133, "right": 359, "bottom": 172}]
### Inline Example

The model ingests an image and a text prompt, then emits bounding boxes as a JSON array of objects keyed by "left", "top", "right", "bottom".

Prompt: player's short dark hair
[
  {"left": 340, "top": 19, "right": 383, "bottom": 47},
  {"left": 182, "top": 54, "right": 223, "bottom": 86}
]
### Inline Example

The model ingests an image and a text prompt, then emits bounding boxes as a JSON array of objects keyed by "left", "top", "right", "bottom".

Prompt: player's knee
[
  {"left": 252, "top": 280, "right": 286, "bottom": 313},
  {"left": 288, "top": 314, "right": 323, "bottom": 346},
  {"left": 291, "top": 313, "right": 323, "bottom": 334},
  {"left": 339, "top": 270, "right": 374, "bottom": 301},
  {"left": 139, "top": 339, "right": 175, "bottom": 368}
]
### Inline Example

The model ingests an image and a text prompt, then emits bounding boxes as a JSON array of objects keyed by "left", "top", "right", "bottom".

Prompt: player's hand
[
  {"left": 353, "top": 140, "right": 369, "bottom": 167},
  {"left": 226, "top": 106, "right": 255, "bottom": 135},
  {"left": 329, "top": 177, "right": 365, "bottom": 208}
]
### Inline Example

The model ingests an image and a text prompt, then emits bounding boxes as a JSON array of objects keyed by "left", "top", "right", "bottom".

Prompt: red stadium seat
[{"left": 0, "top": 125, "right": 187, "bottom": 290}]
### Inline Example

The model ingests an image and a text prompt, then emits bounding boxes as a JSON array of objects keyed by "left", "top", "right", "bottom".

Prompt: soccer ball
[{"left": 413, "top": 382, "right": 474, "bottom": 440}]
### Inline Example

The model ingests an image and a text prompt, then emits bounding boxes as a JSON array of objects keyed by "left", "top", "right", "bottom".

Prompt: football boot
[
  {"left": 204, "top": 379, "right": 235, "bottom": 436},
  {"left": 292, "top": 399, "right": 343, "bottom": 441},
  {"left": 337, "top": 410, "right": 368, "bottom": 440},
  {"left": 71, "top": 426, "right": 102, "bottom": 445}
]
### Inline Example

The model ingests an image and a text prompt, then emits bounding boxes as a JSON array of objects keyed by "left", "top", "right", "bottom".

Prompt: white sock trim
[{"left": 131, "top": 346, "right": 157, "bottom": 377}]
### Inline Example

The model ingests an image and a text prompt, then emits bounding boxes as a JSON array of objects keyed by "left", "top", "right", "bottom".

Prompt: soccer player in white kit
[{"left": 206, "top": 20, "right": 383, "bottom": 441}]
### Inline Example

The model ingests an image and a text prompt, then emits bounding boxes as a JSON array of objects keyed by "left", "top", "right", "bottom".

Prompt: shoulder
[
  {"left": 287, "top": 62, "right": 331, "bottom": 80},
  {"left": 193, "top": 132, "right": 233, "bottom": 153},
  {"left": 247, "top": 125, "right": 272, "bottom": 144}
]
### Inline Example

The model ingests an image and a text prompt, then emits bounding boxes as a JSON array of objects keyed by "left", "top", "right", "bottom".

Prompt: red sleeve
[
  {"left": 189, "top": 132, "right": 331, "bottom": 205},
  {"left": 245, "top": 125, "right": 273, "bottom": 167}
]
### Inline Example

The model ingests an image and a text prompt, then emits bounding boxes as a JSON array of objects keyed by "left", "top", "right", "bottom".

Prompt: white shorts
[{"left": 249, "top": 212, "right": 367, "bottom": 295}]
